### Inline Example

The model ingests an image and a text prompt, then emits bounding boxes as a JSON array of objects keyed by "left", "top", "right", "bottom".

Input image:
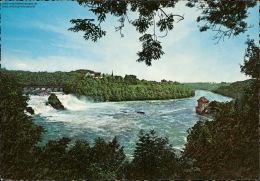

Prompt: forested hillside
[
  {"left": 2, "top": 69, "right": 82, "bottom": 86},
  {"left": 2, "top": 69, "right": 194, "bottom": 101},
  {"left": 213, "top": 79, "right": 253, "bottom": 99},
  {"left": 183, "top": 82, "right": 230, "bottom": 91}
]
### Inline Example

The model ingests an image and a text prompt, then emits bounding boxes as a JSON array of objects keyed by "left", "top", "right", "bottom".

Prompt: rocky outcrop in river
[
  {"left": 47, "top": 93, "right": 65, "bottom": 110},
  {"left": 26, "top": 106, "right": 35, "bottom": 115}
]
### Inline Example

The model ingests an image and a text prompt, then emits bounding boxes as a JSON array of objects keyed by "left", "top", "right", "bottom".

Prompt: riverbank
[{"left": 212, "top": 79, "right": 253, "bottom": 99}]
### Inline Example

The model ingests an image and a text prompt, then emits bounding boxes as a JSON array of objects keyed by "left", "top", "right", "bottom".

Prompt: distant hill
[
  {"left": 212, "top": 79, "right": 253, "bottom": 99},
  {"left": 184, "top": 80, "right": 253, "bottom": 99},
  {"left": 183, "top": 82, "right": 230, "bottom": 91}
]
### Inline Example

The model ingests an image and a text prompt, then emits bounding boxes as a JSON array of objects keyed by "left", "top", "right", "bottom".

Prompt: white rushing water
[{"left": 28, "top": 90, "right": 232, "bottom": 156}]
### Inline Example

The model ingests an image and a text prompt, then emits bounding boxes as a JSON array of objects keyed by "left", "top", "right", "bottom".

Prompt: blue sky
[{"left": 2, "top": 1, "right": 259, "bottom": 82}]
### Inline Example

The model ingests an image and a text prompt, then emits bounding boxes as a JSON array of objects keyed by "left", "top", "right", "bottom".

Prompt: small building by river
[{"left": 196, "top": 96, "right": 210, "bottom": 114}]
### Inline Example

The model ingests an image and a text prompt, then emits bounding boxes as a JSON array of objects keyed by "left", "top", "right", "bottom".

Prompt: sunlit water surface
[{"left": 28, "top": 90, "right": 232, "bottom": 156}]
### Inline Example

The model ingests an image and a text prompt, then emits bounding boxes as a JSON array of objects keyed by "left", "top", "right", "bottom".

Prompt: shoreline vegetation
[
  {"left": 3, "top": 69, "right": 251, "bottom": 102},
  {"left": 184, "top": 82, "right": 230, "bottom": 91},
  {"left": 0, "top": 71, "right": 258, "bottom": 180},
  {"left": 3, "top": 69, "right": 195, "bottom": 101},
  {"left": 212, "top": 79, "right": 253, "bottom": 99}
]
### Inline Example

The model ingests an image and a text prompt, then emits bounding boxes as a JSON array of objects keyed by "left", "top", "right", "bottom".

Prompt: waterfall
[{"left": 28, "top": 93, "right": 91, "bottom": 114}]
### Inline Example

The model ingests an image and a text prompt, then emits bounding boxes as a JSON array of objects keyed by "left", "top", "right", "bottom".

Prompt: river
[{"left": 28, "top": 90, "right": 232, "bottom": 156}]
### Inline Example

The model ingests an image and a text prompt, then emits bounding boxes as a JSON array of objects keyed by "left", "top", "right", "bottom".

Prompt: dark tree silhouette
[
  {"left": 182, "top": 39, "right": 259, "bottom": 179},
  {"left": 69, "top": 0, "right": 256, "bottom": 65},
  {"left": 186, "top": 0, "right": 256, "bottom": 42},
  {"left": 241, "top": 38, "right": 260, "bottom": 79},
  {"left": 126, "top": 130, "right": 179, "bottom": 179}
]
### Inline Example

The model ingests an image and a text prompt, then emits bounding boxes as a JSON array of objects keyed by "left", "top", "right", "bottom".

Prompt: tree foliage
[
  {"left": 182, "top": 39, "right": 259, "bottom": 179},
  {"left": 3, "top": 69, "right": 194, "bottom": 101},
  {"left": 0, "top": 73, "right": 43, "bottom": 179},
  {"left": 186, "top": 0, "right": 256, "bottom": 42},
  {"left": 241, "top": 38, "right": 260, "bottom": 79},
  {"left": 213, "top": 79, "right": 253, "bottom": 99},
  {"left": 70, "top": 0, "right": 256, "bottom": 65},
  {"left": 34, "top": 136, "right": 125, "bottom": 180},
  {"left": 69, "top": 19, "right": 106, "bottom": 42},
  {"left": 65, "top": 75, "right": 194, "bottom": 101},
  {"left": 69, "top": 0, "right": 183, "bottom": 65},
  {"left": 126, "top": 130, "right": 179, "bottom": 179},
  {"left": 137, "top": 34, "right": 164, "bottom": 66},
  {"left": 184, "top": 82, "right": 230, "bottom": 91}
]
